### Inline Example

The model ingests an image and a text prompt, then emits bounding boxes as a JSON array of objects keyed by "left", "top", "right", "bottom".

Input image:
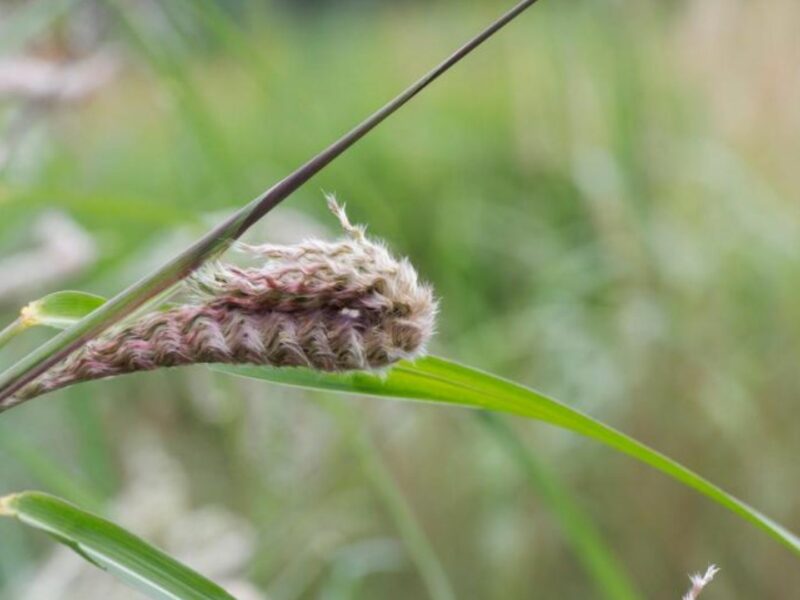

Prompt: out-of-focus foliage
[{"left": 1, "top": 0, "right": 799, "bottom": 598}]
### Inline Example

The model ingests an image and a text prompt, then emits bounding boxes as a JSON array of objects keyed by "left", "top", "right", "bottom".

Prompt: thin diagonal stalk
[
  {"left": 0, "top": 427, "right": 104, "bottom": 512},
  {"left": 476, "top": 413, "right": 641, "bottom": 600},
  {"left": 0, "top": 319, "right": 25, "bottom": 352},
  {"left": 0, "top": 0, "right": 540, "bottom": 408},
  {"left": 321, "top": 398, "right": 455, "bottom": 600}
]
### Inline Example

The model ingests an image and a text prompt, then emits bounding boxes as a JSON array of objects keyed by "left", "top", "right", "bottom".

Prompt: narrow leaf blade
[
  {"left": 0, "top": 492, "right": 235, "bottom": 600},
  {"left": 22, "top": 291, "right": 107, "bottom": 330},
  {"left": 213, "top": 356, "right": 800, "bottom": 557}
]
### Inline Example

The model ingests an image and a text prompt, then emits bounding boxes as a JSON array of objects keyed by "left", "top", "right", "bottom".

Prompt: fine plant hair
[{"left": 12, "top": 198, "right": 436, "bottom": 404}]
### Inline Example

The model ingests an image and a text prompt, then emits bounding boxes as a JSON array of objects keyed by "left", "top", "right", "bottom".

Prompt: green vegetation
[{"left": 1, "top": 0, "right": 798, "bottom": 598}]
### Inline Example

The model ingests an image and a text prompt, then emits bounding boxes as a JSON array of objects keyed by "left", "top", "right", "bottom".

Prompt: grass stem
[
  {"left": 0, "top": 319, "right": 25, "bottom": 352},
  {"left": 322, "top": 398, "right": 456, "bottom": 600}
]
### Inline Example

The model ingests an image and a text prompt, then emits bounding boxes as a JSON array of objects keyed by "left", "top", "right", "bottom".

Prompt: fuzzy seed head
[{"left": 13, "top": 199, "right": 437, "bottom": 402}]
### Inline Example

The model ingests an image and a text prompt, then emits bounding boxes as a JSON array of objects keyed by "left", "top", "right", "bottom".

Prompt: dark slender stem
[{"left": 0, "top": 0, "right": 540, "bottom": 408}]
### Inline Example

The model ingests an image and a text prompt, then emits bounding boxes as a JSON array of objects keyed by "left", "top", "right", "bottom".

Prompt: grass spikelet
[{"left": 12, "top": 200, "right": 437, "bottom": 403}]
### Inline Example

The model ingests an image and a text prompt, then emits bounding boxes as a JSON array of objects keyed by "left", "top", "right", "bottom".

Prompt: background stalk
[{"left": 322, "top": 398, "right": 456, "bottom": 600}]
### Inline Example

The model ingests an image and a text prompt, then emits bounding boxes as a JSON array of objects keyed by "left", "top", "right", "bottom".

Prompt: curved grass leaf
[
  {"left": 0, "top": 491, "right": 235, "bottom": 600},
  {"left": 213, "top": 356, "right": 800, "bottom": 557}
]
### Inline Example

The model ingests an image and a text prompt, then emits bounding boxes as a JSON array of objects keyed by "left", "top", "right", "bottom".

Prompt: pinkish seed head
[{"left": 13, "top": 199, "right": 437, "bottom": 402}]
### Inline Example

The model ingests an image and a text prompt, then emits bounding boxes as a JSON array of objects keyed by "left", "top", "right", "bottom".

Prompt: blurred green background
[{"left": 1, "top": 0, "right": 799, "bottom": 597}]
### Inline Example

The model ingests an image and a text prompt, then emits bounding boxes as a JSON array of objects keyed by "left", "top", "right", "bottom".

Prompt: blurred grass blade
[
  {"left": 0, "top": 0, "right": 540, "bottom": 406},
  {"left": 0, "top": 429, "right": 103, "bottom": 512},
  {"left": 213, "top": 356, "right": 800, "bottom": 557},
  {"left": 21, "top": 291, "right": 108, "bottom": 330},
  {"left": 0, "top": 492, "right": 235, "bottom": 600},
  {"left": 321, "top": 399, "right": 455, "bottom": 600},
  {"left": 476, "top": 413, "right": 640, "bottom": 600},
  {"left": 106, "top": 0, "right": 240, "bottom": 191}
]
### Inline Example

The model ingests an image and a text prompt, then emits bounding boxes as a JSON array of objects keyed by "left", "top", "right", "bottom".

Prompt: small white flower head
[{"left": 682, "top": 564, "right": 720, "bottom": 600}]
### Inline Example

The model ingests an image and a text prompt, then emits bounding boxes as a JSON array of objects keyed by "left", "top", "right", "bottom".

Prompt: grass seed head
[{"left": 15, "top": 199, "right": 437, "bottom": 401}]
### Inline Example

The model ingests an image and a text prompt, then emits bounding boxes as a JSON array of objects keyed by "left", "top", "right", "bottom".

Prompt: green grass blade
[
  {"left": 0, "top": 292, "right": 107, "bottom": 351},
  {"left": 213, "top": 356, "right": 800, "bottom": 557},
  {"left": 0, "top": 492, "right": 235, "bottom": 600},
  {"left": 476, "top": 413, "right": 641, "bottom": 600},
  {"left": 21, "top": 291, "right": 108, "bottom": 330}
]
